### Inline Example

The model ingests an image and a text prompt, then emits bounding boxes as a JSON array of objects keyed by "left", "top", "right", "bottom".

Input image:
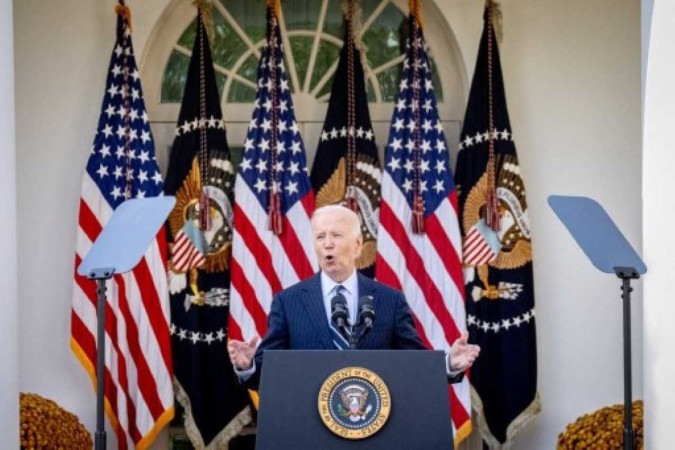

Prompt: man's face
[{"left": 312, "top": 211, "right": 363, "bottom": 283}]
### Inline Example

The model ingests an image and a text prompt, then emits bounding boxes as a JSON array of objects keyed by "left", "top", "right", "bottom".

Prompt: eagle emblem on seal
[{"left": 462, "top": 154, "right": 531, "bottom": 302}]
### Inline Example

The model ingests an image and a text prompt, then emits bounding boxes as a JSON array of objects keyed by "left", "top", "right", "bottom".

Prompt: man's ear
[{"left": 354, "top": 235, "right": 364, "bottom": 257}]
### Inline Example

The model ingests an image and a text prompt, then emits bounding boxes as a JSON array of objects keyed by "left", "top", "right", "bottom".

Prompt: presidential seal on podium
[{"left": 318, "top": 367, "right": 391, "bottom": 439}]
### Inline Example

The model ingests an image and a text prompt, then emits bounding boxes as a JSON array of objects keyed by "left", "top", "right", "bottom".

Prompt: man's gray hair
[{"left": 311, "top": 204, "right": 362, "bottom": 237}]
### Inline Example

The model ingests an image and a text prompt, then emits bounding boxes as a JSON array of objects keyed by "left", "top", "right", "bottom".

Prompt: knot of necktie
[{"left": 330, "top": 285, "right": 350, "bottom": 349}]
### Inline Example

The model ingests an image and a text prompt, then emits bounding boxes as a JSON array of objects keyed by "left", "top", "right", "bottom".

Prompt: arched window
[{"left": 141, "top": 0, "right": 467, "bottom": 170}]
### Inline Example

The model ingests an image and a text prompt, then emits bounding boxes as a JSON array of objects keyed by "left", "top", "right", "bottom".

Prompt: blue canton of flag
[
  {"left": 238, "top": 21, "right": 311, "bottom": 215},
  {"left": 383, "top": 27, "right": 452, "bottom": 212},
  {"left": 87, "top": 30, "right": 163, "bottom": 205}
]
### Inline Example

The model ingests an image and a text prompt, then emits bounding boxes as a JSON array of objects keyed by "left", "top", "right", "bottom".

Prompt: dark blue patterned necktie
[{"left": 329, "top": 285, "right": 350, "bottom": 349}]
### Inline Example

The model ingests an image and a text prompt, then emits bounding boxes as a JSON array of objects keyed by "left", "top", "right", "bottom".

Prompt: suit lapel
[{"left": 300, "top": 273, "right": 334, "bottom": 349}]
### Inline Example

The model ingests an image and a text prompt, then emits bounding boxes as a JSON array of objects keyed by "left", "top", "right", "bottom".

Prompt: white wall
[
  {"left": 0, "top": 0, "right": 18, "bottom": 446},
  {"left": 643, "top": 0, "right": 675, "bottom": 448},
  {"left": 13, "top": 0, "right": 119, "bottom": 445},
  {"left": 13, "top": 1, "right": 641, "bottom": 449}
]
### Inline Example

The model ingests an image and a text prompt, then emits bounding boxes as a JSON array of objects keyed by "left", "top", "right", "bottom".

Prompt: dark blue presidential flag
[
  {"left": 310, "top": 2, "right": 381, "bottom": 278},
  {"left": 163, "top": 4, "right": 251, "bottom": 448},
  {"left": 454, "top": 3, "right": 540, "bottom": 448}
]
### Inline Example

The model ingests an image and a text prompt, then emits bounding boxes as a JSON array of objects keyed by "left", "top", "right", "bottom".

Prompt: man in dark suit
[{"left": 228, "top": 205, "right": 479, "bottom": 389}]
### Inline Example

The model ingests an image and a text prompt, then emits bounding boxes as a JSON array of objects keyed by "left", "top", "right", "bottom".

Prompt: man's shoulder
[
  {"left": 359, "top": 274, "right": 404, "bottom": 299},
  {"left": 276, "top": 273, "right": 321, "bottom": 298}
]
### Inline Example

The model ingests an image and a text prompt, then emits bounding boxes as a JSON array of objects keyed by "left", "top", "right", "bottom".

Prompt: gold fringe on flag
[
  {"left": 193, "top": 0, "right": 215, "bottom": 44},
  {"left": 114, "top": 3, "right": 131, "bottom": 31},
  {"left": 408, "top": 0, "right": 424, "bottom": 30}
]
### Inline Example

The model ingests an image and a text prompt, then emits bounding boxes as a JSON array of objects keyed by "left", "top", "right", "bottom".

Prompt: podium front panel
[{"left": 256, "top": 350, "right": 454, "bottom": 450}]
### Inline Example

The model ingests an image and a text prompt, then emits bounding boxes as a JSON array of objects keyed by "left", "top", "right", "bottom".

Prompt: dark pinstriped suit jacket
[{"left": 244, "top": 271, "right": 462, "bottom": 390}]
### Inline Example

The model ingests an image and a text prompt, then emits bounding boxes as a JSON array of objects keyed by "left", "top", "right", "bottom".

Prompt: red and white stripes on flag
[
  {"left": 228, "top": 180, "right": 317, "bottom": 342},
  {"left": 376, "top": 176, "right": 472, "bottom": 443},
  {"left": 70, "top": 7, "right": 173, "bottom": 449}
]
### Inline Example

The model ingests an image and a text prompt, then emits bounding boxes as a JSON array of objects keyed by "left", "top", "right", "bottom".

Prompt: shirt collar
[{"left": 321, "top": 270, "right": 358, "bottom": 298}]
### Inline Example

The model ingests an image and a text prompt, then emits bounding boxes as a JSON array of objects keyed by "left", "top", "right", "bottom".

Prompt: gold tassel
[
  {"left": 114, "top": 3, "right": 132, "bottom": 31},
  {"left": 268, "top": 192, "right": 283, "bottom": 235},
  {"left": 347, "top": 197, "right": 361, "bottom": 215},
  {"left": 412, "top": 195, "right": 425, "bottom": 234},
  {"left": 199, "top": 189, "right": 212, "bottom": 232},
  {"left": 408, "top": 0, "right": 424, "bottom": 31}
]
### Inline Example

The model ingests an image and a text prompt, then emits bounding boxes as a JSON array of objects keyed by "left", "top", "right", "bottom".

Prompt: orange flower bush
[
  {"left": 557, "top": 400, "right": 643, "bottom": 450},
  {"left": 20, "top": 392, "right": 92, "bottom": 449}
]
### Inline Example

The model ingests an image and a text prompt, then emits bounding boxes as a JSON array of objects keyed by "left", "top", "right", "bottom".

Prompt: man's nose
[{"left": 323, "top": 236, "right": 334, "bottom": 248}]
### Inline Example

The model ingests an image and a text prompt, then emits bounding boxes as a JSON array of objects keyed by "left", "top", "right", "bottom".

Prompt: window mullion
[
  {"left": 223, "top": 44, "right": 266, "bottom": 100},
  {"left": 369, "top": 53, "right": 405, "bottom": 76},
  {"left": 303, "top": 0, "right": 330, "bottom": 93},
  {"left": 174, "top": 44, "right": 253, "bottom": 90},
  {"left": 370, "top": 75, "right": 383, "bottom": 103},
  {"left": 214, "top": 1, "right": 262, "bottom": 60},
  {"left": 309, "top": 57, "right": 339, "bottom": 97},
  {"left": 276, "top": 8, "right": 301, "bottom": 94},
  {"left": 359, "top": 0, "right": 389, "bottom": 39}
]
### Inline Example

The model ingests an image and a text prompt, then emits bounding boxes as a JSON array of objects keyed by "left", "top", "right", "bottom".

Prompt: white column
[
  {"left": 0, "top": 0, "right": 18, "bottom": 447},
  {"left": 643, "top": 1, "right": 675, "bottom": 448}
]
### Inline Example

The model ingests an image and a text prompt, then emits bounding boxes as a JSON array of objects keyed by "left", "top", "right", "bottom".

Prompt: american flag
[
  {"left": 229, "top": 1, "right": 317, "bottom": 347},
  {"left": 374, "top": 1, "right": 472, "bottom": 445},
  {"left": 70, "top": 6, "right": 173, "bottom": 449}
]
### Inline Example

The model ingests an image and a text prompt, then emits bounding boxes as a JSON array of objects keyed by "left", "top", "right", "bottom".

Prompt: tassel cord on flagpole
[
  {"left": 197, "top": 8, "right": 212, "bottom": 231},
  {"left": 267, "top": 9, "right": 283, "bottom": 235},
  {"left": 115, "top": 5, "right": 133, "bottom": 200},
  {"left": 345, "top": 0, "right": 360, "bottom": 213},
  {"left": 485, "top": 0, "right": 500, "bottom": 232},
  {"left": 410, "top": 5, "right": 425, "bottom": 234}
]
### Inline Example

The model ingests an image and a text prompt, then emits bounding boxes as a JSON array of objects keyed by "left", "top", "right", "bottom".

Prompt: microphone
[
  {"left": 350, "top": 295, "right": 376, "bottom": 350},
  {"left": 357, "top": 295, "right": 375, "bottom": 329},
  {"left": 331, "top": 292, "right": 349, "bottom": 329}
]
